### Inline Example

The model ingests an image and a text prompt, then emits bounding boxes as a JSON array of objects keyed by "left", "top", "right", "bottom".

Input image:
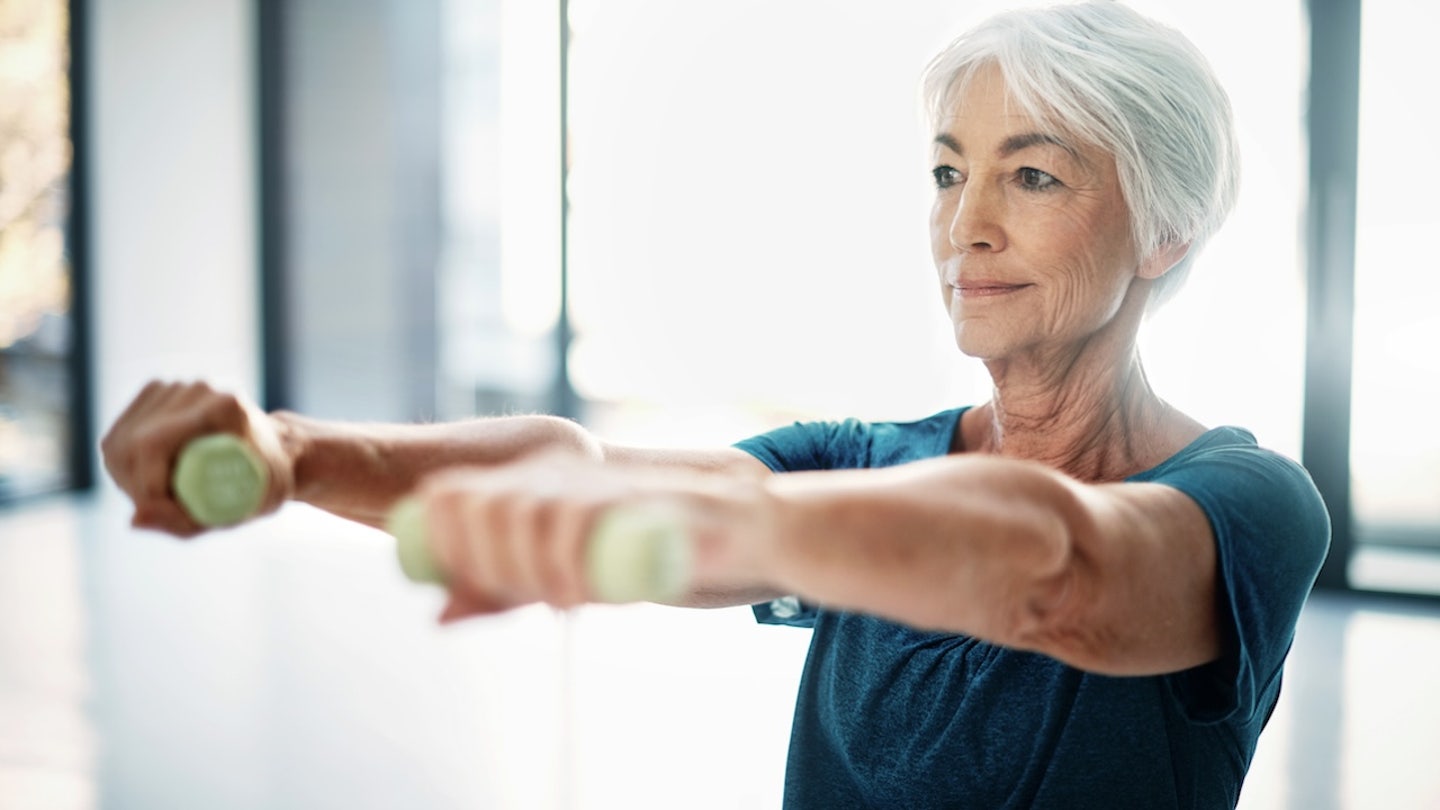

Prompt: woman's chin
[{"left": 953, "top": 324, "right": 1008, "bottom": 360}]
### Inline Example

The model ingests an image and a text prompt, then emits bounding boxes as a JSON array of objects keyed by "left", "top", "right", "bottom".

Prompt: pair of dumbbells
[{"left": 171, "top": 434, "right": 691, "bottom": 603}]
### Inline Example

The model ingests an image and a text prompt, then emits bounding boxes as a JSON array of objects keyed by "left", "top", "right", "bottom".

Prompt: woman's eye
[
  {"left": 932, "top": 166, "right": 962, "bottom": 189},
  {"left": 1018, "top": 167, "right": 1060, "bottom": 191}
]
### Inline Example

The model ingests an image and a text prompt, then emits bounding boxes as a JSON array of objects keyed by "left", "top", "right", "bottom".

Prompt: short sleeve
[
  {"left": 734, "top": 419, "right": 872, "bottom": 629},
  {"left": 731, "top": 409, "right": 965, "bottom": 630},
  {"left": 732, "top": 418, "right": 874, "bottom": 473},
  {"left": 1151, "top": 441, "right": 1331, "bottom": 724}
]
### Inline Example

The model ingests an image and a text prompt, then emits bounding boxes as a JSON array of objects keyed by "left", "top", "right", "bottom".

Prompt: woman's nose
[{"left": 949, "top": 184, "right": 1006, "bottom": 253}]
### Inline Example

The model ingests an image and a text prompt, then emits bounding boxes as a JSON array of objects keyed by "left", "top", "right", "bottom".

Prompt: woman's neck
[{"left": 960, "top": 300, "right": 1203, "bottom": 482}]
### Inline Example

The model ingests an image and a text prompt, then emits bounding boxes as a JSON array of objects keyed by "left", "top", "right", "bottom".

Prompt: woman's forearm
[
  {"left": 272, "top": 411, "right": 603, "bottom": 527},
  {"left": 761, "top": 455, "right": 1080, "bottom": 645}
]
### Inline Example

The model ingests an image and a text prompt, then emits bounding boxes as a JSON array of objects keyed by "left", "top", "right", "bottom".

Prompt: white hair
[{"left": 921, "top": 0, "right": 1240, "bottom": 310}]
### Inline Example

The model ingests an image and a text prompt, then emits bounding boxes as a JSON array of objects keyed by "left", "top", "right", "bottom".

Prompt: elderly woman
[{"left": 103, "top": 2, "right": 1329, "bottom": 807}]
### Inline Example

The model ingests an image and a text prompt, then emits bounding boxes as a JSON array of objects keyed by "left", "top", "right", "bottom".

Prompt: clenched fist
[{"left": 100, "top": 380, "right": 296, "bottom": 536}]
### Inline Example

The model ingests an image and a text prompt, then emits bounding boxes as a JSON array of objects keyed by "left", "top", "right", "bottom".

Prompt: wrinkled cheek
[
  {"left": 1044, "top": 285, "right": 1083, "bottom": 335},
  {"left": 1044, "top": 271, "right": 1123, "bottom": 338}
]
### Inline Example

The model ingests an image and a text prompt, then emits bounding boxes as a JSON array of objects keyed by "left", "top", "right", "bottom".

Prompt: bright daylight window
[
  {"left": 561, "top": 0, "right": 1306, "bottom": 459},
  {"left": 0, "top": 0, "right": 80, "bottom": 501},
  {"left": 1348, "top": 0, "right": 1440, "bottom": 585}
]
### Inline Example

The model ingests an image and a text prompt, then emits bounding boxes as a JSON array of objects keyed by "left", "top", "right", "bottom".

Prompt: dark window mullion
[
  {"left": 68, "top": 0, "right": 94, "bottom": 491},
  {"left": 257, "top": 0, "right": 291, "bottom": 413},
  {"left": 1302, "top": 0, "right": 1363, "bottom": 589}
]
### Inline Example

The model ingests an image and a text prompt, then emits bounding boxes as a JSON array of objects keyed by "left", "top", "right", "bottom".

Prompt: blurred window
[
  {"left": 1350, "top": 0, "right": 1440, "bottom": 555},
  {"left": 0, "top": 0, "right": 83, "bottom": 501},
  {"left": 438, "top": 0, "right": 560, "bottom": 419},
  {"left": 563, "top": 0, "right": 1307, "bottom": 456}
]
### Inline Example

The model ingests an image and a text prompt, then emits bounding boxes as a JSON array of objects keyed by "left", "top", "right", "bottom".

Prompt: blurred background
[{"left": 1, "top": 0, "right": 1437, "bottom": 807}]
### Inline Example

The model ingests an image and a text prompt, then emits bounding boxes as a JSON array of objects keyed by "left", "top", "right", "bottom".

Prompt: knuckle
[{"left": 203, "top": 395, "right": 246, "bottom": 427}]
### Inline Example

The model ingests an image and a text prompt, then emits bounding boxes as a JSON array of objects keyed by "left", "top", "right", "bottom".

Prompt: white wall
[{"left": 88, "top": 0, "right": 260, "bottom": 449}]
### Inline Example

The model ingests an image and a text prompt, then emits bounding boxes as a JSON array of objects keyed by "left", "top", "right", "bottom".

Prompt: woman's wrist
[{"left": 265, "top": 410, "right": 319, "bottom": 507}]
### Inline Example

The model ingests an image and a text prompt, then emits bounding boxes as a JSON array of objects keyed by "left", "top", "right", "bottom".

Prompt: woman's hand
[
  {"left": 100, "top": 380, "right": 297, "bottom": 536},
  {"left": 414, "top": 452, "right": 779, "bottom": 622}
]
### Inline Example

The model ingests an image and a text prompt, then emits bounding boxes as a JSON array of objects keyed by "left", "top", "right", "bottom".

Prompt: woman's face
[{"left": 929, "top": 64, "right": 1160, "bottom": 362}]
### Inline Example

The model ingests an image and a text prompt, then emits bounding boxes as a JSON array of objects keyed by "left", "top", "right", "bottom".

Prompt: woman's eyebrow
[
  {"left": 933, "top": 133, "right": 963, "bottom": 154},
  {"left": 998, "top": 131, "right": 1079, "bottom": 160},
  {"left": 932, "top": 131, "right": 1085, "bottom": 165}
]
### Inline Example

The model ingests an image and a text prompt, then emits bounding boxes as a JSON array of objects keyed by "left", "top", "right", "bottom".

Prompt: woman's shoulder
[
  {"left": 1130, "top": 426, "right": 1330, "bottom": 554},
  {"left": 1136, "top": 424, "right": 1266, "bottom": 475},
  {"left": 861, "top": 406, "right": 970, "bottom": 460},
  {"left": 735, "top": 406, "right": 969, "bottom": 471},
  {"left": 1129, "top": 424, "right": 1315, "bottom": 489}
]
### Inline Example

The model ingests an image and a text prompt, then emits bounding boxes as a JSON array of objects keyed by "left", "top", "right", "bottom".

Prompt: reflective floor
[{"left": 2, "top": 493, "right": 1439, "bottom": 809}]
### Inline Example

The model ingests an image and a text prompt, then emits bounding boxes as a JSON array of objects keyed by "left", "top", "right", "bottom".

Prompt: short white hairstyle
[{"left": 921, "top": 0, "right": 1240, "bottom": 310}]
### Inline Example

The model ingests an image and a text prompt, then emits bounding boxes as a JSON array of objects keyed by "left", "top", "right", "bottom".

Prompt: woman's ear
[{"left": 1138, "top": 242, "right": 1191, "bottom": 280}]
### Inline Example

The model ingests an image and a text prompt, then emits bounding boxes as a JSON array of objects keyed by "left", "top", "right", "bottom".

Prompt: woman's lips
[{"left": 952, "top": 281, "right": 1032, "bottom": 297}]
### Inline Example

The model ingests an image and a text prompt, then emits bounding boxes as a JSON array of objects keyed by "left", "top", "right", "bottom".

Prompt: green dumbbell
[
  {"left": 172, "top": 433, "right": 269, "bottom": 527},
  {"left": 385, "top": 497, "right": 693, "bottom": 603}
]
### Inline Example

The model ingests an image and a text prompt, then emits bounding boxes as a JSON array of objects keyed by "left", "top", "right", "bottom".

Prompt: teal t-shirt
[{"left": 735, "top": 407, "right": 1330, "bottom": 809}]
